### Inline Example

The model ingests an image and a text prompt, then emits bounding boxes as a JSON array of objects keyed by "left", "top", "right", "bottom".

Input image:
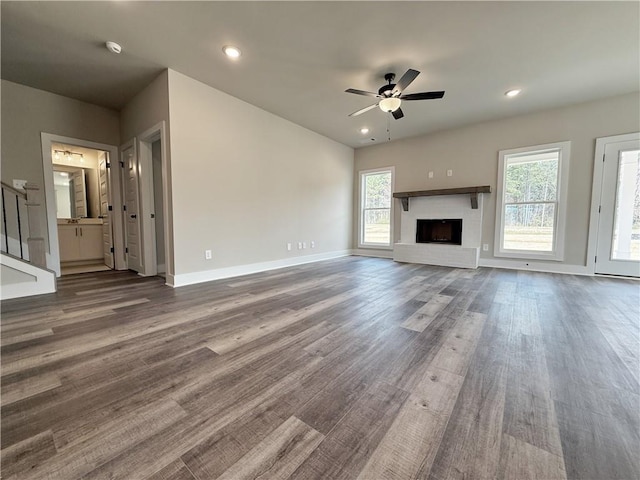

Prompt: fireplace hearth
[{"left": 416, "top": 219, "right": 462, "bottom": 245}]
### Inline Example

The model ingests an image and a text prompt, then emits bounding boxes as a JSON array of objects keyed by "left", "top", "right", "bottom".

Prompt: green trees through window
[
  {"left": 361, "top": 170, "right": 392, "bottom": 246},
  {"left": 501, "top": 149, "right": 561, "bottom": 253},
  {"left": 496, "top": 141, "right": 570, "bottom": 261}
]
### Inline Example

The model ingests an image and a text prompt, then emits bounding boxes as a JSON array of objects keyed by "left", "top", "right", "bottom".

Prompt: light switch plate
[
  {"left": 13, "top": 179, "right": 27, "bottom": 190},
  {"left": 447, "top": 170, "right": 453, "bottom": 177},
  {"left": 428, "top": 171, "right": 434, "bottom": 179}
]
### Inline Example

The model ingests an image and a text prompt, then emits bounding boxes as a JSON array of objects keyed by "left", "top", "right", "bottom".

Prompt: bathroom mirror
[{"left": 53, "top": 166, "right": 98, "bottom": 219}]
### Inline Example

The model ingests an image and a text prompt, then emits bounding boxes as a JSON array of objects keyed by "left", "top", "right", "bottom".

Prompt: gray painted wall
[
  {"left": 354, "top": 92, "right": 640, "bottom": 267},
  {"left": 167, "top": 70, "right": 354, "bottom": 276},
  {"left": 1, "top": 80, "right": 120, "bottom": 187}
]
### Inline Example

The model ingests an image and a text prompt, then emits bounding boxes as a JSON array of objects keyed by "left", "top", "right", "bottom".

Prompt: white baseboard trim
[
  {"left": 479, "top": 257, "right": 591, "bottom": 276},
  {"left": 352, "top": 248, "right": 394, "bottom": 259},
  {"left": 1, "top": 253, "right": 57, "bottom": 300},
  {"left": 171, "top": 250, "right": 353, "bottom": 287}
]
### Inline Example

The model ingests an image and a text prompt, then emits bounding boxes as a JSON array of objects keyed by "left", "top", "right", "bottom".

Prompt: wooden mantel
[{"left": 393, "top": 185, "right": 491, "bottom": 211}]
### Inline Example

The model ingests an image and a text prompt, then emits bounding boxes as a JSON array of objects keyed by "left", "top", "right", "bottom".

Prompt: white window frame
[
  {"left": 358, "top": 166, "right": 395, "bottom": 249},
  {"left": 494, "top": 141, "right": 571, "bottom": 261}
]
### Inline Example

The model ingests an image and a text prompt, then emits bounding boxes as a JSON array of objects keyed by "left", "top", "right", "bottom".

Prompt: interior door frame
[
  {"left": 586, "top": 132, "right": 640, "bottom": 276},
  {"left": 136, "top": 121, "right": 171, "bottom": 279},
  {"left": 121, "top": 121, "right": 171, "bottom": 279},
  {"left": 41, "top": 133, "right": 125, "bottom": 276}
]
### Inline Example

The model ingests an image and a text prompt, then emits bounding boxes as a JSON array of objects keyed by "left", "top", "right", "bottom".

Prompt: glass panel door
[
  {"left": 596, "top": 138, "right": 640, "bottom": 277},
  {"left": 611, "top": 149, "right": 639, "bottom": 261}
]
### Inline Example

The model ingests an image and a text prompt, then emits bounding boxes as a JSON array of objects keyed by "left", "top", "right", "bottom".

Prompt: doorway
[
  {"left": 41, "top": 134, "right": 125, "bottom": 277},
  {"left": 121, "top": 121, "right": 169, "bottom": 279},
  {"left": 591, "top": 133, "right": 640, "bottom": 278}
]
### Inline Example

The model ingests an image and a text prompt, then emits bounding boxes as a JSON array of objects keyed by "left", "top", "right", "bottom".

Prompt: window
[
  {"left": 495, "top": 141, "right": 570, "bottom": 261},
  {"left": 359, "top": 167, "right": 394, "bottom": 248}
]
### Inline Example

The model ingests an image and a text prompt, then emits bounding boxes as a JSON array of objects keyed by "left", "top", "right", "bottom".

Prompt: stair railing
[{"left": 1, "top": 181, "right": 47, "bottom": 269}]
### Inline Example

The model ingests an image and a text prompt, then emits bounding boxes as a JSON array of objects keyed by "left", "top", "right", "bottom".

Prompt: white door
[
  {"left": 98, "top": 153, "right": 114, "bottom": 269},
  {"left": 71, "top": 170, "right": 87, "bottom": 218},
  {"left": 122, "top": 144, "right": 142, "bottom": 273},
  {"left": 595, "top": 136, "right": 640, "bottom": 277}
]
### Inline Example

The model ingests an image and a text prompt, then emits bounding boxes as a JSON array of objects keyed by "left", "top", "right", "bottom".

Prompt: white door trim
[
  {"left": 136, "top": 121, "right": 172, "bottom": 280},
  {"left": 121, "top": 139, "right": 142, "bottom": 273},
  {"left": 40, "top": 133, "right": 124, "bottom": 276},
  {"left": 587, "top": 132, "right": 640, "bottom": 275}
]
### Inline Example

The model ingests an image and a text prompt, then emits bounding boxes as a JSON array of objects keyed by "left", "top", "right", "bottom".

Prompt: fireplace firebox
[{"left": 416, "top": 219, "right": 462, "bottom": 245}]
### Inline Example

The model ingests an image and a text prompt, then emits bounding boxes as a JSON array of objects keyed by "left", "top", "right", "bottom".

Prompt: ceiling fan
[{"left": 345, "top": 69, "right": 444, "bottom": 120}]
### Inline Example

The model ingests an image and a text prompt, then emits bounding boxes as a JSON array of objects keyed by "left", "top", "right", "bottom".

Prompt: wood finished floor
[{"left": 1, "top": 257, "right": 638, "bottom": 480}]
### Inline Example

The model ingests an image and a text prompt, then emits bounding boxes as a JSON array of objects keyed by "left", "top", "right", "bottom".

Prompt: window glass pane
[
  {"left": 364, "top": 172, "right": 391, "bottom": 208},
  {"left": 363, "top": 209, "right": 390, "bottom": 244},
  {"left": 505, "top": 153, "right": 558, "bottom": 203},
  {"left": 612, "top": 149, "right": 640, "bottom": 261},
  {"left": 503, "top": 203, "right": 555, "bottom": 251}
]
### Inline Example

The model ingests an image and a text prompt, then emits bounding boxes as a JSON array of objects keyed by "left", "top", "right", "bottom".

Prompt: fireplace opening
[{"left": 416, "top": 219, "right": 462, "bottom": 245}]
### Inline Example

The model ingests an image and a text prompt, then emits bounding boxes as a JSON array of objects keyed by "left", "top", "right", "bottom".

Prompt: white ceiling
[{"left": 2, "top": 1, "right": 638, "bottom": 148}]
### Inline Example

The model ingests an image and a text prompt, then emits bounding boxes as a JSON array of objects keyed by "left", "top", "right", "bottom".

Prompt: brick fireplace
[{"left": 393, "top": 193, "right": 484, "bottom": 268}]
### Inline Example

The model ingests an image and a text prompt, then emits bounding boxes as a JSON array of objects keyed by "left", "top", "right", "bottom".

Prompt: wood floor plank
[
  {"left": 81, "top": 365, "right": 322, "bottom": 478},
  {"left": 1, "top": 328, "right": 54, "bottom": 346},
  {"left": 554, "top": 400, "right": 640, "bottom": 480},
  {"left": 1, "top": 348, "right": 218, "bottom": 450},
  {"left": 147, "top": 459, "right": 196, "bottom": 480},
  {"left": 401, "top": 294, "right": 453, "bottom": 332},
  {"left": 424, "top": 304, "right": 511, "bottom": 480},
  {"left": 6, "top": 398, "right": 187, "bottom": 480},
  {"left": 1, "top": 372, "right": 61, "bottom": 406},
  {"left": 181, "top": 397, "right": 292, "bottom": 479},
  {"left": 0, "top": 430, "right": 58, "bottom": 478},
  {"left": 357, "top": 368, "right": 464, "bottom": 480},
  {"left": 290, "top": 381, "right": 409, "bottom": 480},
  {"left": 496, "top": 433, "right": 567, "bottom": 480},
  {"left": 429, "top": 311, "right": 487, "bottom": 375},
  {"left": 216, "top": 416, "right": 324, "bottom": 480},
  {"left": 295, "top": 326, "right": 416, "bottom": 435}
]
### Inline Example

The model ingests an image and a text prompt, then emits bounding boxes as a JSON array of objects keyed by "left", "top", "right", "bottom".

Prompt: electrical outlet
[
  {"left": 428, "top": 171, "right": 434, "bottom": 179},
  {"left": 298, "top": 242, "right": 303, "bottom": 250},
  {"left": 483, "top": 244, "right": 489, "bottom": 251},
  {"left": 287, "top": 242, "right": 292, "bottom": 251},
  {"left": 205, "top": 249, "right": 212, "bottom": 260},
  {"left": 311, "top": 241, "right": 315, "bottom": 248},
  {"left": 447, "top": 169, "right": 453, "bottom": 177},
  {"left": 302, "top": 242, "right": 307, "bottom": 249}
]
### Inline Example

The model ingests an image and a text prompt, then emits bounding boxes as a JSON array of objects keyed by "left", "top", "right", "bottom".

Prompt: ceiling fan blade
[
  {"left": 349, "top": 103, "right": 378, "bottom": 117},
  {"left": 345, "top": 88, "right": 380, "bottom": 98},
  {"left": 392, "top": 108, "right": 404, "bottom": 120},
  {"left": 400, "top": 91, "right": 445, "bottom": 101},
  {"left": 393, "top": 69, "right": 420, "bottom": 95}
]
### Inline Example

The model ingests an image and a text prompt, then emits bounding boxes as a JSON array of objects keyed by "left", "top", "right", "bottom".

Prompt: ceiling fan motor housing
[
  {"left": 378, "top": 84, "right": 395, "bottom": 96},
  {"left": 379, "top": 73, "right": 396, "bottom": 96}
]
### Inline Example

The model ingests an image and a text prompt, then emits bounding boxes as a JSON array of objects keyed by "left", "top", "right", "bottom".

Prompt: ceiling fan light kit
[
  {"left": 379, "top": 97, "right": 401, "bottom": 112},
  {"left": 346, "top": 69, "right": 445, "bottom": 120}
]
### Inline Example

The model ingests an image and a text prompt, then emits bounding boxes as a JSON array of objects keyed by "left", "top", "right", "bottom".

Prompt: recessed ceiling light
[
  {"left": 505, "top": 89, "right": 521, "bottom": 98},
  {"left": 360, "top": 127, "right": 369, "bottom": 134},
  {"left": 222, "top": 45, "right": 241, "bottom": 59},
  {"left": 105, "top": 41, "right": 122, "bottom": 54}
]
